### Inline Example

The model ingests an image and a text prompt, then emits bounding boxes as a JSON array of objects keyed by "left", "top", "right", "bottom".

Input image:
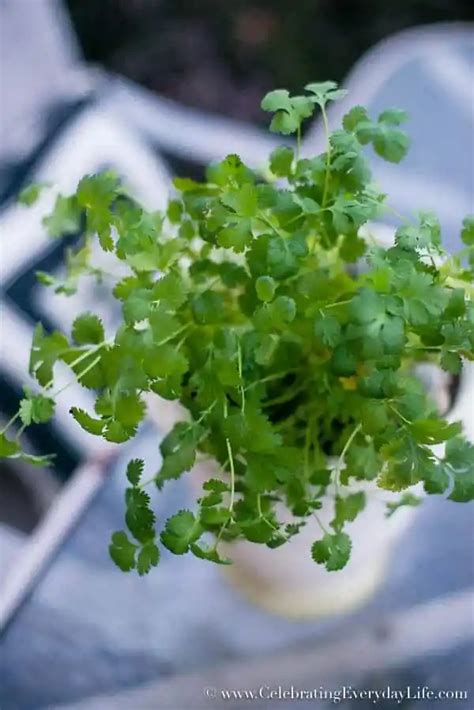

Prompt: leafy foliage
[{"left": 4, "top": 82, "right": 473, "bottom": 576}]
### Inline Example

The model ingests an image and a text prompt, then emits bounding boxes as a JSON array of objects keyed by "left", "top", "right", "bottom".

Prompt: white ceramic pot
[
  {"left": 191, "top": 456, "right": 417, "bottom": 618},
  {"left": 148, "top": 355, "right": 473, "bottom": 618},
  {"left": 151, "top": 390, "right": 416, "bottom": 617}
]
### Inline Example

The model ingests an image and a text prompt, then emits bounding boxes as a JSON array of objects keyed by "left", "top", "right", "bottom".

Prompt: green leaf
[
  {"left": 18, "top": 182, "right": 50, "bottom": 206},
  {"left": 29, "top": 324, "right": 69, "bottom": 387},
  {"left": 331, "top": 492, "right": 366, "bottom": 531},
  {"left": 217, "top": 220, "right": 253, "bottom": 253},
  {"left": 378, "top": 108, "right": 409, "bottom": 126},
  {"left": 314, "top": 315, "right": 341, "bottom": 347},
  {"left": 410, "top": 419, "right": 462, "bottom": 445},
  {"left": 385, "top": 492, "right": 422, "bottom": 518},
  {"left": 191, "top": 542, "right": 232, "bottom": 565},
  {"left": 423, "top": 462, "right": 450, "bottom": 495},
  {"left": 152, "top": 272, "right": 187, "bottom": 310},
  {"left": 137, "top": 540, "right": 160, "bottom": 575},
  {"left": 191, "top": 290, "right": 225, "bottom": 324},
  {"left": 0, "top": 433, "right": 21, "bottom": 458},
  {"left": 19, "top": 393, "right": 55, "bottom": 425},
  {"left": 70, "top": 407, "right": 105, "bottom": 435},
  {"left": 125, "top": 488, "right": 155, "bottom": 542},
  {"left": 43, "top": 195, "right": 81, "bottom": 238},
  {"left": 269, "top": 146, "right": 294, "bottom": 177},
  {"left": 373, "top": 125, "right": 410, "bottom": 163},
  {"left": 445, "top": 438, "right": 474, "bottom": 502},
  {"left": 126, "top": 458, "right": 144, "bottom": 486},
  {"left": 160, "top": 510, "right": 202, "bottom": 554},
  {"left": 109, "top": 531, "right": 137, "bottom": 572},
  {"left": 114, "top": 392, "right": 146, "bottom": 429},
  {"left": 72, "top": 313, "right": 104, "bottom": 345},
  {"left": 461, "top": 215, "right": 474, "bottom": 246},
  {"left": 224, "top": 407, "right": 282, "bottom": 453},
  {"left": 144, "top": 344, "right": 188, "bottom": 378},
  {"left": 342, "top": 106, "right": 369, "bottom": 132},
  {"left": 379, "top": 434, "right": 432, "bottom": 491},
  {"left": 255, "top": 276, "right": 276, "bottom": 303},
  {"left": 156, "top": 422, "right": 202, "bottom": 487},
  {"left": 305, "top": 81, "right": 347, "bottom": 107},
  {"left": 261, "top": 90, "right": 314, "bottom": 135},
  {"left": 311, "top": 532, "right": 351, "bottom": 571},
  {"left": 167, "top": 199, "right": 183, "bottom": 224},
  {"left": 221, "top": 184, "right": 257, "bottom": 218}
]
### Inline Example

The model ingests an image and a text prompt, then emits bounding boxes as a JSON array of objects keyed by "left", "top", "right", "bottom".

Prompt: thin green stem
[
  {"left": 263, "top": 383, "right": 305, "bottom": 408},
  {"left": 212, "top": 398, "right": 236, "bottom": 552},
  {"left": 257, "top": 212, "right": 285, "bottom": 238},
  {"left": 237, "top": 341, "right": 245, "bottom": 414},
  {"left": 245, "top": 369, "right": 298, "bottom": 391},
  {"left": 304, "top": 421, "right": 312, "bottom": 478},
  {"left": 389, "top": 403, "right": 412, "bottom": 426},
  {"left": 321, "top": 106, "right": 331, "bottom": 208},
  {"left": 1, "top": 411, "right": 20, "bottom": 435},
  {"left": 53, "top": 354, "right": 102, "bottom": 397},
  {"left": 2, "top": 340, "right": 112, "bottom": 436},
  {"left": 15, "top": 423, "right": 27, "bottom": 442},
  {"left": 296, "top": 125, "right": 302, "bottom": 161},
  {"left": 156, "top": 322, "right": 192, "bottom": 347},
  {"left": 323, "top": 299, "right": 352, "bottom": 310},
  {"left": 335, "top": 423, "right": 362, "bottom": 490},
  {"left": 223, "top": 401, "right": 236, "bottom": 515},
  {"left": 313, "top": 511, "right": 329, "bottom": 535}
]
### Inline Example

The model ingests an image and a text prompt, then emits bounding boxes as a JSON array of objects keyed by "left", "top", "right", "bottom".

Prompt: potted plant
[{"left": 1, "top": 82, "right": 473, "bottom": 617}]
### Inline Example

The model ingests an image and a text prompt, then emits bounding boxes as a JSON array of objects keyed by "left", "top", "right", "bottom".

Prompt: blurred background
[
  {"left": 67, "top": 0, "right": 472, "bottom": 122},
  {"left": 0, "top": 1, "right": 473, "bottom": 708}
]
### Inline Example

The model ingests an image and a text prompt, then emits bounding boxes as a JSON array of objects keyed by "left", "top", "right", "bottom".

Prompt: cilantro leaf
[
  {"left": 0, "top": 433, "right": 21, "bottom": 458},
  {"left": 72, "top": 313, "right": 104, "bottom": 345},
  {"left": 385, "top": 492, "right": 422, "bottom": 518},
  {"left": 160, "top": 510, "right": 202, "bottom": 554},
  {"left": 461, "top": 215, "right": 474, "bottom": 246},
  {"left": 70, "top": 407, "right": 105, "bottom": 436},
  {"left": 331, "top": 492, "right": 366, "bottom": 531},
  {"left": 126, "top": 458, "right": 144, "bottom": 486},
  {"left": 136, "top": 541, "right": 160, "bottom": 575},
  {"left": 261, "top": 89, "right": 314, "bottom": 135},
  {"left": 311, "top": 532, "right": 351, "bottom": 571},
  {"left": 19, "top": 392, "right": 55, "bottom": 425},
  {"left": 18, "top": 182, "right": 50, "bottom": 206},
  {"left": 109, "top": 531, "right": 137, "bottom": 572},
  {"left": 269, "top": 146, "right": 294, "bottom": 177}
]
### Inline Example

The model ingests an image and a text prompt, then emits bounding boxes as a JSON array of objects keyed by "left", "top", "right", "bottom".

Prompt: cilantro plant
[{"left": 2, "top": 82, "right": 473, "bottom": 576}]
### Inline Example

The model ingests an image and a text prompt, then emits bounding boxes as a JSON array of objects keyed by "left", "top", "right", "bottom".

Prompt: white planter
[
  {"left": 191, "top": 456, "right": 417, "bottom": 618},
  {"left": 148, "top": 357, "right": 473, "bottom": 618}
]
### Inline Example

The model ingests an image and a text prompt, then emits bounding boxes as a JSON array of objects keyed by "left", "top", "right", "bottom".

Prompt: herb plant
[{"left": 2, "top": 82, "right": 473, "bottom": 575}]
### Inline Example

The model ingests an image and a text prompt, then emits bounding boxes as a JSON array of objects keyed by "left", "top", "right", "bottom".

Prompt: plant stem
[
  {"left": 321, "top": 106, "right": 331, "bottom": 208},
  {"left": 296, "top": 125, "right": 302, "bottom": 161},
  {"left": 53, "top": 354, "right": 102, "bottom": 397},
  {"left": 335, "top": 423, "right": 362, "bottom": 490},
  {"left": 52, "top": 339, "right": 111, "bottom": 390},
  {"left": 313, "top": 511, "right": 329, "bottom": 535},
  {"left": 1, "top": 411, "right": 20, "bottom": 435},
  {"left": 323, "top": 298, "right": 352, "bottom": 310},
  {"left": 223, "top": 398, "right": 235, "bottom": 515},
  {"left": 237, "top": 341, "right": 245, "bottom": 414},
  {"left": 246, "top": 369, "right": 298, "bottom": 390},
  {"left": 389, "top": 403, "right": 412, "bottom": 426}
]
